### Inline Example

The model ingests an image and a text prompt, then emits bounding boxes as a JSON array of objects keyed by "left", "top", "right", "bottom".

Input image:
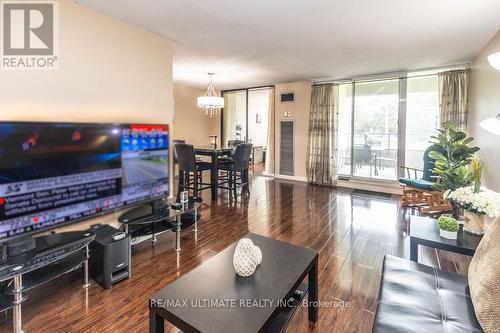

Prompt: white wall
[
  {"left": 0, "top": 0, "right": 174, "bottom": 125},
  {"left": 248, "top": 89, "right": 270, "bottom": 148},
  {"left": 469, "top": 30, "right": 500, "bottom": 191},
  {"left": 0, "top": 0, "right": 174, "bottom": 230}
]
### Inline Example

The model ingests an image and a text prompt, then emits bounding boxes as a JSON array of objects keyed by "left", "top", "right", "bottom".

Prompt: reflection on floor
[
  {"left": 251, "top": 162, "right": 265, "bottom": 176},
  {"left": 0, "top": 175, "right": 471, "bottom": 332}
]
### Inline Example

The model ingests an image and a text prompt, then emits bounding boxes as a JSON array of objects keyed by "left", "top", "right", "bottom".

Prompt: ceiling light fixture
[
  {"left": 197, "top": 73, "right": 224, "bottom": 118},
  {"left": 479, "top": 113, "right": 500, "bottom": 135},
  {"left": 487, "top": 51, "right": 500, "bottom": 70}
]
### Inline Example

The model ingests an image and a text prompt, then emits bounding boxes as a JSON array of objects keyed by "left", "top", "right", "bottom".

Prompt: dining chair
[
  {"left": 217, "top": 143, "right": 252, "bottom": 198},
  {"left": 174, "top": 143, "right": 211, "bottom": 200},
  {"left": 353, "top": 144, "right": 377, "bottom": 176},
  {"left": 219, "top": 140, "right": 244, "bottom": 163},
  {"left": 227, "top": 140, "right": 245, "bottom": 147},
  {"left": 172, "top": 140, "right": 185, "bottom": 179}
]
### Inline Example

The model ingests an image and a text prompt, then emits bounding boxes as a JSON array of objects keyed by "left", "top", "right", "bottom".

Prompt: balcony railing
[{"left": 338, "top": 131, "right": 433, "bottom": 180}]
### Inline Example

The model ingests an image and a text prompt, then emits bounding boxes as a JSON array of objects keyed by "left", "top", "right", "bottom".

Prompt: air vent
[
  {"left": 280, "top": 92, "right": 294, "bottom": 103},
  {"left": 279, "top": 121, "right": 294, "bottom": 175}
]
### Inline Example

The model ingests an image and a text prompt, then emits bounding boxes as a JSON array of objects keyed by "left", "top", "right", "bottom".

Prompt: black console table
[{"left": 0, "top": 230, "right": 95, "bottom": 333}]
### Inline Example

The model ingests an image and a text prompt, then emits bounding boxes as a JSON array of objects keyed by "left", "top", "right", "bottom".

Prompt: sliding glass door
[
  {"left": 353, "top": 79, "right": 399, "bottom": 180},
  {"left": 338, "top": 73, "right": 440, "bottom": 182},
  {"left": 222, "top": 87, "right": 273, "bottom": 146},
  {"left": 221, "top": 87, "right": 275, "bottom": 172},
  {"left": 248, "top": 89, "right": 271, "bottom": 147},
  {"left": 338, "top": 84, "right": 353, "bottom": 175},
  {"left": 222, "top": 90, "right": 247, "bottom": 143}
]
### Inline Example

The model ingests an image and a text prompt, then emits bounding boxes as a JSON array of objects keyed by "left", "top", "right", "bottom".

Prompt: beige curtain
[
  {"left": 307, "top": 84, "right": 338, "bottom": 186},
  {"left": 438, "top": 69, "right": 469, "bottom": 130},
  {"left": 265, "top": 88, "right": 275, "bottom": 174}
]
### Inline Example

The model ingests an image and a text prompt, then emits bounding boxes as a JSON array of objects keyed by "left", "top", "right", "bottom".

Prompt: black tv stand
[
  {"left": 150, "top": 198, "right": 169, "bottom": 214},
  {"left": 118, "top": 197, "right": 202, "bottom": 251},
  {"left": 6, "top": 237, "right": 37, "bottom": 259},
  {"left": 0, "top": 230, "right": 95, "bottom": 333},
  {"left": 118, "top": 198, "right": 169, "bottom": 224}
]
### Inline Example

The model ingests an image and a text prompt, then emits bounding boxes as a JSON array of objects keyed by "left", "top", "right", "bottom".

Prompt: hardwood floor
[{"left": 0, "top": 174, "right": 471, "bottom": 333}]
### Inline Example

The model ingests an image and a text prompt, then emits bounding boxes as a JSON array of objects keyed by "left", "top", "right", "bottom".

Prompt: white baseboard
[
  {"left": 261, "top": 171, "right": 275, "bottom": 177},
  {"left": 337, "top": 179, "right": 402, "bottom": 195},
  {"left": 274, "top": 174, "right": 308, "bottom": 182},
  {"left": 271, "top": 174, "right": 402, "bottom": 195}
]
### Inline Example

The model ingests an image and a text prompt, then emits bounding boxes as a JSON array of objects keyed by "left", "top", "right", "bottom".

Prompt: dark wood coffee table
[
  {"left": 409, "top": 216, "right": 483, "bottom": 262},
  {"left": 149, "top": 233, "right": 318, "bottom": 333}
]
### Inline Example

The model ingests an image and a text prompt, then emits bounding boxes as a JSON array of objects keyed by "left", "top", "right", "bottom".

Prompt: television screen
[
  {"left": 0, "top": 122, "right": 169, "bottom": 240},
  {"left": 120, "top": 124, "right": 169, "bottom": 205}
]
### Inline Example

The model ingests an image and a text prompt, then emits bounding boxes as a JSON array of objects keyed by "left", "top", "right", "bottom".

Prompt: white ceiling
[{"left": 76, "top": 0, "right": 500, "bottom": 89}]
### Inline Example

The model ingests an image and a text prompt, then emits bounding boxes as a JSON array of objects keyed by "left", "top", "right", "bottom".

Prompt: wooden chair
[{"left": 399, "top": 144, "right": 452, "bottom": 214}]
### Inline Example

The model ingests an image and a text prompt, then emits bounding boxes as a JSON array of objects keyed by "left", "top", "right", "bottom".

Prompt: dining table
[{"left": 194, "top": 146, "right": 233, "bottom": 201}]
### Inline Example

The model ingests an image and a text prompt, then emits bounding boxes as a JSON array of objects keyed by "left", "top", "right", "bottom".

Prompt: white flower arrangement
[{"left": 444, "top": 186, "right": 500, "bottom": 217}]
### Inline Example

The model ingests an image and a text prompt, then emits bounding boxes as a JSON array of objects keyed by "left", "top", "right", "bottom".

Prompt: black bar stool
[
  {"left": 218, "top": 140, "right": 245, "bottom": 164},
  {"left": 217, "top": 143, "right": 252, "bottom": 198},
  {"left": 172, "top": 140, "right": 185, "bottom": 179},
  {"left": 227, "top": 140, "right": 244, "bottom": 148},
  {"left": 174, "top": 143, "right": 211, "bottom": 200}
]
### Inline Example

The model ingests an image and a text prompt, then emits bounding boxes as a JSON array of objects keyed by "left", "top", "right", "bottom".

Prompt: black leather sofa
[{"left": 373, "top": 255, "right": 483, "bottom": 333}]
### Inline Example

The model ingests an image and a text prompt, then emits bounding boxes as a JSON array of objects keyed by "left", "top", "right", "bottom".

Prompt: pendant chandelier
[{"left": 197, "top": 73, "right": 224, "bottom": 118}]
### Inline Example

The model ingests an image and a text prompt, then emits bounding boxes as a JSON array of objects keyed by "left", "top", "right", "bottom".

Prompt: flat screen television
[{"left": 0, "top": 122, "right": 169, "bottom": 242}]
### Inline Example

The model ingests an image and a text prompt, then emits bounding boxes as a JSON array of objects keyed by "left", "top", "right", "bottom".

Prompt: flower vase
[
  {"left": 463, "top": 211, "right": 485, "bottom": 235},
  {"left": 451, "top": 203, "right": 463, "bottom": 220}
]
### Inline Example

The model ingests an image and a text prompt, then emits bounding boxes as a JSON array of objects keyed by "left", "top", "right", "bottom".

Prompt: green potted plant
[
  {"left": 428, "top": 121, "right": 480, "bottom": 217},
  {"left": 438, "top": 215, "right": 460, "bottom": 239}
]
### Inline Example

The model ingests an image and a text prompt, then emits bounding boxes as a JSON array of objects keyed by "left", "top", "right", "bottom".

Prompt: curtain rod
[
  {"left": 221, "top": 85, "right": 275, "bottom": 94},
  {"left": 312, "top": 70, "right": 470, "bottom": 86},
  {"left": 313, "top": 63, "right": 470, "bottom": 86}
]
